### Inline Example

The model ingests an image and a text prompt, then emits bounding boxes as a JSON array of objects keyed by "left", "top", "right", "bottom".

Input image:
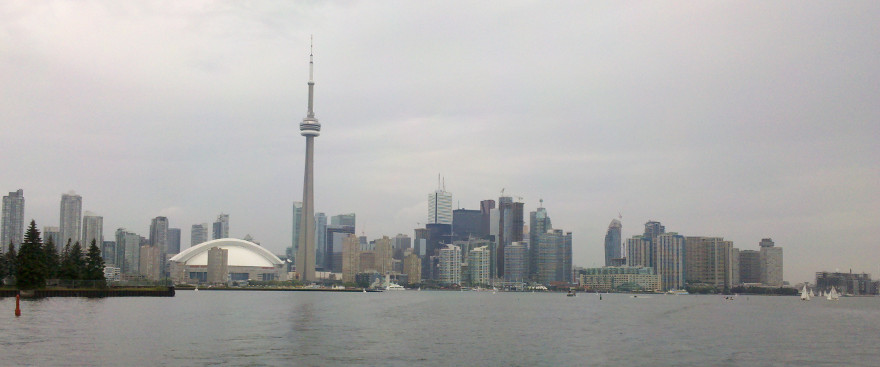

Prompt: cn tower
[{"left": 296, "top": 39, "right": 320, "bottom": 282}]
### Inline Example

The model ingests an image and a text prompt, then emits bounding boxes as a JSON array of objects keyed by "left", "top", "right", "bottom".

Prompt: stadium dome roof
[{"left": 169, "top": 238, "right": 283, "bottom": 267}]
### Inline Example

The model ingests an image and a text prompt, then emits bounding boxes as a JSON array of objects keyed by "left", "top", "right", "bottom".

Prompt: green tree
[
  {"left": 43, "top": 236, "right": 60, "bottom": 279},
  {"left": 59, "top": 239, "right": 83, "bottom": 281},
  {"left": 85, "top": 239, "right": 105, "bottom": 285},
  {"left": 16, "top": 220, "right": 47, "bottom": 289},
  {"left": 4, "top": 243, "right": 16, "bottom": 283}
]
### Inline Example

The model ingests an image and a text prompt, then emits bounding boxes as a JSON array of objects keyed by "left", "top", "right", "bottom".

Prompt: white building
[
  {"left": 429, "top": 186, "right": 453, "bottom": 225},
  {"left": 81, "top": 212, "right": 103, "bottom": 248},
  {"left": 1, "top": 189, "right": 25, "bottom": 249},
  {"left": 438, "top": 244, "right": 461, "bottom": 285},
  {"left": 60, "top": 191, "right": 82, "bottom": 246}
]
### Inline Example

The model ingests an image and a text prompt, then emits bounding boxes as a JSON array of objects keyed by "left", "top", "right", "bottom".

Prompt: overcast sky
[{"left": 2, "top": 1, "right": 878, "bottom": 284}]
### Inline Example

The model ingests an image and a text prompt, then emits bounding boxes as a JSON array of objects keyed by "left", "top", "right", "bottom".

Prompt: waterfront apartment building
[
  {"left": 738, "top": 250, "right": 761, "bottom": 284},
  {"left": 341, "top": 234, "right": 360, "bottom": 284},
  {"left": 685, "top": 237, "right": 739, "bottom": 290},
  {"left": 759, "top": 238, "right": 783, "bottom": 287},
  {"left": 626, "top": 235, "right": 652, "bottom": 268},
  {"left": 212, "top": 214, "right": 229, "bottom": 239},
  {"left": 469, "top": 246, "right": 490, "bottom": 286},
  {"left": 503, "top": 242, "right": 528, "bottom": 282},
  {"left": 1, "top": 189, "right": 25, "bottom": 250},
  {"left": 403, "top": 253, "right": 422, "bottom": 285},
  {"left": 81, "top": 212, "right": 103, "bottom": 249},
  {"left": 191, "top": 223, "right": 208, "bottom": 247},
  {"left": 438, "top": 244, "right": 461, "bottom": 285},
  {"left": 374, "top": 236, "right": 393, "bottom": 275},
  {"left": 815, "top": 271, "right": 874, "bottom": 295},
  {"left": 60, "top": 191, "right": 83, "bottom": 247},
  {"left": 577, "top": 266, "right": 660, "bottom": 292},
  {"left": 655, "top": 233, "right": 686, "bottom": 291},
  {"left": 139, "top": 245, "right": 161, "bottom": 281},
  {"left": 604, "top": 218, "right": 623, "bottom": 266}
]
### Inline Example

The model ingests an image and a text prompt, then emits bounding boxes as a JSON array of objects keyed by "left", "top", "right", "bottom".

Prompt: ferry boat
[{"left": 666, "top": 289, "right": 689, "bottom": 295}]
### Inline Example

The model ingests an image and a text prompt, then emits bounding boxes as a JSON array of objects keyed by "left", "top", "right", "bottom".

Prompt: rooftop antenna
[
  {"left": 539, "top": 198, "right": 544, "bottom": 208},
  {"left": 442, "top": 176, "right": 446, "bottom": 191}
]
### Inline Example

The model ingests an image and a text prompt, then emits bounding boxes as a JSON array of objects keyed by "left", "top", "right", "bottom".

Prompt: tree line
[{"left": 0, "top": 220, "right": 105, "bottom": 289}]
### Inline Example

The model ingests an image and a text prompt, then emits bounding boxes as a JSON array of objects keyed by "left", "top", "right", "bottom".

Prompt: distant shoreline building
[{"left": 1, "top": 189, "right": 25, "bottom": 249}]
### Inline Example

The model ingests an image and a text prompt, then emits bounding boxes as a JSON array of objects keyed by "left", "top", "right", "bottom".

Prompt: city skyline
[{"left": 1, "top": 2, "right": 878, "bottom": 284}]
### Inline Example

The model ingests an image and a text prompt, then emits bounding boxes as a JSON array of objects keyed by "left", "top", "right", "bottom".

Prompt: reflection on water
[{"left": 1, "top": 292, "right": 879, "bottom": 366}]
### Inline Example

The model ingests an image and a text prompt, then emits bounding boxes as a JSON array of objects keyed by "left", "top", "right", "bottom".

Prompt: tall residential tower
[
  {"left": 60, "top": 191, "right": 82, "bottom": 246},
  {"left": 1, "top": 189, "right": 25, "bottom": 249}
]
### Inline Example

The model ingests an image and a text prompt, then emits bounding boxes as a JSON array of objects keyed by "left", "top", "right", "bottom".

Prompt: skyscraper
[
  {"left": 296, "top": 41, "right": 321, "bottom": 282},
  {"left": 655, "top": 233, "right": 686, "bottom": 291},
  {"left": 191, "top": 223, "right": 208, "bottom": 247},
  {"left": 289, "top": 202, "right": 303, "bottom": 261},
  {"left": 536, "top": 229, "right": 566, "bottom": 285},
  {"left": 212, "top": 214, "right": 229, "bottom": 239},
  {"left": 438, "top": 244, "right": 461, "bottom": 285},
  {"left": 452, "top": 209, "right": 481, "bottom": 241},
  {"left": 479, "top": 199, "right": 495, "bottom": 238},
  {"left": 341, "top": 234, "right": 360, "bottom": 283},
  {"left": 738, "top": 250, "right": 761, "bottom": 284},
  {"left": 529, "top": 202, "right": 551, "bottom": 280},
  {"left": 330, "top": 213, "right": 355, "bottom": 227},
  {"left": 759, "top": 238, "right": 783, "bottom": 286},
  {"left": 81, "top": 211, "right": 103, "bottom": 249},
  {"left": 604, "top": 218, "right": 623, "bottom": 266},
  {"left": 684, "top": 236, "right": 736, "bottom": 290},
  {"left": 43, "top": 226, "right": 61, "bottom": 252},
  {"left": 115, "top": 228, "right": 141, "bottom": 275},
  {"left": 150, "top": 216, "right": 169, "bottom": 276},
  {"left": 429, "top": 178, "right": 453, "bottom": 225},
  {"left": 504, "top": 242, "right": 528, "bottom": 283},
  {"left": 59, "top": 191, "right": 82, "bottom": 246},
  {"left": 167, "top": 228, "right": 181, "bottom": 255},
  {"left": 314, "top": 212, "right": 327, "bottom": 269},
  {"left": 497, "top": 196, "right": 524, "bottom": 278},
  {"left": 626, "top": 235, "right": 652, "bottom": 268},
  {"left": 1, "top": 189, "right": 25, "bottom": 249},
  {"left": 643, "top": 220, "right": 665, "bottom": 240}
]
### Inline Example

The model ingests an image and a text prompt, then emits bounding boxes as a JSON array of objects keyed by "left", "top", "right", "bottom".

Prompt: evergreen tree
[
  {"left": 43, "top": 237, "right": 60, "bottom": 279},
  {"left": 59, "top": 239, "right": 79, "bottom": 280},
  {"left": 16, "top": 220, "right": 46, "bottom": 289},
  {"left": 70, "top": 242, "right": 86, "bottom": 279},
  {"left": 85, "top": 239, "right": 105, "bottom": 283},
  {"left": 0, "top": 242, "right": 9, "bottom": 283},
  {"left": 4, "top": 243, "right": 17, "bottom": 282}
]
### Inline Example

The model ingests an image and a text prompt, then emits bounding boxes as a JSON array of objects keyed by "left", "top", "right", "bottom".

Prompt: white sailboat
[
  {"left": 800, "top": 285, "right": 810, "bottom": 301},
  {"left": 809, "top": 289, "right": 815, "bottom": 298},
  {"left": 826, "top": 286, "right": 840, "bottom": 301}
]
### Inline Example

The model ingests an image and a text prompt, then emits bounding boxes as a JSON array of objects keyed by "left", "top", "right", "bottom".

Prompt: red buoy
[{"left": 15, "top": 294, "right": 21, "bottom": 317}]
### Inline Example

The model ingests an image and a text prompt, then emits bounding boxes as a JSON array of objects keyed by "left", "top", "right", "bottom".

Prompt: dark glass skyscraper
[{"left": 604, "top": 218, "right": 622, "bottom": 266}]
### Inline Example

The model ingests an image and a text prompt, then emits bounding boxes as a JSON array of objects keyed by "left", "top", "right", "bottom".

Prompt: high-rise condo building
[
  {"left": 115, "top": 228, "right": 141, "bottom": 275},
  {"left": 167, "top": 228, "right": 181, "bottom": 255},
  {"left": 429, "top": 180, "right": 453, "bottom": 225},
  {"left": 684, "top": 236, "right": 738, "bottom": 290},
  {"left": 374, "top": 236, "right": 393, "bottom": 275},
  {"left": 341, "top": 234, "right": 360, "bottom": 283},
  {"left": 438, "top": 244, "right": 461, "bottom": 285},
  {"left": 81, "top": 211, "right": 103, "bottom": 249},
  {"left": 289, "top": 202, "right": 303, "bottom": 261},
  {"left": 191, "top": 223, "right": 208, "bottom": 247},
  {"left": 604, "top": 218, "right": 623, "bottom": 266},
  {"left": 44, "top": 226, "right": 61, "bottom": 251},
  {"left": 150, "top": 216, "right": 169, "bottom": 276},
  {"left": 654, "top": 233, "right": 686, "bottom": 291},
  {"left": 503, "top": 242, "right": 528, "bottom": 283},
  {"left": 139, "top": 245, "right": 161, "bottom": 281},
  {"left": 102, "top": 241, "right": 116, "bottom": 267},
  {"left": 643, "top": 220, "right": 665, "bottom": 241},
  {"left": 403, "top": 253, "right": 422, "bottom": 285},
  {"left": 626, "top": 235, "right": 652, "bottom": 268},
  {"left": 529, "top": 202, "right": 551, "bottom": 280},
  {"left": 59, "top": 191, "right": 82, "bottom": 246},
  {"left": 759, "top": 238, "right": 783, "bottom": 286},
  {"left": 469, "top": 245, "right": 491, "bottom": 286},
  {"left": 1, "top": 189, "right": 25, "bottom": 249},
  {"left": 212, "top": 214, "right": 229, "bottom": 239},
  {"left": 536, "top": 229, "right": 572, "bottom": 285},
  {"left": 738, "top": 250, "right": 761, "bottom": 284}
]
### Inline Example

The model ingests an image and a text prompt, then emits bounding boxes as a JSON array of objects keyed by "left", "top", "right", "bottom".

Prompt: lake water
[{"left": 1, "top": 291, "right": 879, "bottom": 366}]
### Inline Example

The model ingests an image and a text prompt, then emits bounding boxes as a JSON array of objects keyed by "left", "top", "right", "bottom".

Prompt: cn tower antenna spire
[{"left": 307, "top": 35, "right": 315, "bottom": 118}]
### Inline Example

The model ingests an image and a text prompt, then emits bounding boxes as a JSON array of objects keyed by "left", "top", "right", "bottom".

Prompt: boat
[
  {"left": 386, "top": 283, "right": 405, "bottom": 291},
  {"left": 567, "top": 288, "right": 577, "bottom": 297},
  {"left": 826, "top": 286, "right": 840, "bottom": 301},
  {"left": 800, "top": 285, "right": 810, "bottom": 301},
  {"left": 809, "top": 289, "right": 815, "bottom": 298},
  {"left": 667, "top": 289, "right": 689, "bottom": 295}
]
